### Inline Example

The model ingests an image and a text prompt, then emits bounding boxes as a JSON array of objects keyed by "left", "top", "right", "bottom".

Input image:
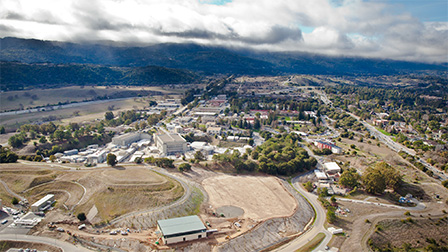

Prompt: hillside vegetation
[{"left": 0, "top": 62, "right": 200, "bottom": 91}]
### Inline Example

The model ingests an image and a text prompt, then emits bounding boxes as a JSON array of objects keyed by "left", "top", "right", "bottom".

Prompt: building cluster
[{"left": 314, "top": 162, "right": 346, "bottom": 195}]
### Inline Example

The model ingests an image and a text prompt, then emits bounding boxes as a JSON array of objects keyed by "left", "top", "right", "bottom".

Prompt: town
[{"left": 1, "top": 73, "right": 447, "bottom": 252}]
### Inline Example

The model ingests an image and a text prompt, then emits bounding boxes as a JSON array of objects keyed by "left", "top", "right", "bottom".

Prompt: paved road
[
  {"left": 0, "top": 179, "right": 26, "bottom": 202},
  {"left": 273, "top": 173, "right": 332, "bottom": 252},
  {"left": 0, "top": 98, "right": 131, "bottom": 117},
  {"left": 347, "top": 112, "right": 448, "bottom": 181},
  {"left": 109, "top": 164, "right": 191, "bottom": 225},
  {"left": 0, "top": 234, "right": 93, "bottom": 252},
  {"left": 336, "top": 197, "right": 426, "bottom": 211}
]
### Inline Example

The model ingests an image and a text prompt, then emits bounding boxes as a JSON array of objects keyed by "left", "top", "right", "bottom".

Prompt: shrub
[
  {"left": 77, "top": 212, "right": 87, "bottom": 221},
  {"left": 178, "top": 163, "right": 192, "bottom": 172}
]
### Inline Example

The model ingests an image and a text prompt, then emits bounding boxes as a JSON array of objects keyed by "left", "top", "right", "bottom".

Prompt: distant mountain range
[{"left": 1, "top": 37, "right": 446, "bottom": 90}]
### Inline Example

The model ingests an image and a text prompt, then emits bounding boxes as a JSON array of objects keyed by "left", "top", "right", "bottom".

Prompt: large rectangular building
[
  {"left": 31, "top": 194, "right": 55, "bottom": 212},
  {"left": 157, "top": 215, "right": 207, "bottom": 245},
  {"left": 112, "top": 132, "right": 152, "bottom": 146},
  {"left": 154, "top": 133, "right": 188, "bottom": 156}
]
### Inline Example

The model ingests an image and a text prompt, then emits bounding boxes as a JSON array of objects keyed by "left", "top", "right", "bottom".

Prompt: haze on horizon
[{"left": 0, "top": 0, "right": 447, "bottom": 63}]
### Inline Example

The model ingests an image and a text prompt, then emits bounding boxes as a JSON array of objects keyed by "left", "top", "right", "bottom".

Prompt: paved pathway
[{"left": 0, "top": 234, "right": 93, "bottom": 252}]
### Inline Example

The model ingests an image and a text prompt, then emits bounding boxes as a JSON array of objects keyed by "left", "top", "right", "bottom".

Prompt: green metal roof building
[{"left": 157, "top": 215, "right": 207, "bottom": 245}]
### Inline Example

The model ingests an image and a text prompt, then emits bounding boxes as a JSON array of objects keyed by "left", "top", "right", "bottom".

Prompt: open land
[
  {"left": 0, "top": 163, "right": 183, "bottom": 224},
  {"left": 202, "top": 174, "right": 297, "bottom": 221}
]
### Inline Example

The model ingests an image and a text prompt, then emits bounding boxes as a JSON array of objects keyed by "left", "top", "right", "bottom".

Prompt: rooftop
[
  {"left": 31, "top": 194, "right": 54, "bottom": 207},
  {"left": 324, "top": 162, "right": 341, "bottom": 172},
  {"left": 156, "top": 133, "right": 186, "bottom": 143},
  {"left": 157, "top": 215, "right": 206, "bottom": 236}
]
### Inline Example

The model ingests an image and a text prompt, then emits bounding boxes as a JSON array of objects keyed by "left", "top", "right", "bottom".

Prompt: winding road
[
  {"left": 0, "top": 234, "right": 93, "bottom": 252},
  {"left": 0, "top": 178, "right": 26, "bottom": 202},
  {"left": 273, "top": 172, "right": 332, "bottom": 252},
  {"left": 109, "top": 164, "right": 192, "bottom": 225}
]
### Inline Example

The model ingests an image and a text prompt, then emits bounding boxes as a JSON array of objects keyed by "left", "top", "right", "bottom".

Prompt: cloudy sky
[{"left": 1, "top": 0, "right": 447, "bottom": 63}]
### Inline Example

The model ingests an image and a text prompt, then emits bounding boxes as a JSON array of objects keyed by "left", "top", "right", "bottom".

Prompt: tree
[
  {"left": 0, "top": 126, "right": 5, "bottom": 134},
  {"left": 12, "top": 197, "right": 19, "bottom": 205},
  {"left": 303, "top": 181, "right": 314, "bottom": 192},
  {"left": 194, "top": 151, "right": 205, "bottom": 162},
  {"left": 39, "top": 136, "right": 47, "bottom": 144},
  {"left": 105, "top": 111, "right": 114, "bottom": 121},
  {"left": 339, "top": 168, "right": 360, "bottom": 189},
  {"left": 134, "top": 157, "right": 143, "bottom": 164},
  {"left": 362, "top": 162, "right": 402, "bottom": 194},
  {"left": 363, "top": 167, "right": 387, "bottom": 194},
  {"left": 327, "top": 209, "right": 337, "bottom": 224},
  {"left": 106, "top": 153, "right": 117, "bottom": 167},
  {"left": 77, "top": 212, "right": 87, "bottom": 221},
  {"left": 330, "top": 195, "right": 337, "bottom": 204},
  {"left": 442, "top": 180, "right": 448, "bottom": 189},
  {"left": 376, "top": 162, "right": 402, "bottom": 191},
  {"left": 178, "top": 163, "right": 192, "bottom": 172}
]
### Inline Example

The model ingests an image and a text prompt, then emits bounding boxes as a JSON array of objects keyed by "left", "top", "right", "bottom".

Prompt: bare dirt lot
[{"left": 202, "top": 174, "right": 297, "bottom": 221}]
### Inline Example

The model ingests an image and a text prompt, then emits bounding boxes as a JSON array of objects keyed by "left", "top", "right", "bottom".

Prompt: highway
[
  {"left": 0, "top": 97, "right": 131, "bottom": 117},
  {"left": 347, "top": 112, "right": 448, "bottom": 181},
  {"left": 0, "top": 234, "right": 93, "bottom": 252}
]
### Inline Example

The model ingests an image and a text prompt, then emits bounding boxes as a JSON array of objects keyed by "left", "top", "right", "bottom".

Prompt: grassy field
[
  {"left": 296, "top": 232, "right": 325, "bottom": 252},
  {"left": 0, "top": 85, "right": 191, "bottom": 131},
  {"left": 0, "top": 85, "right": 185, "bottom": 112},
  {"left": 0, "top": 163, "right": 185, "bottom": 223},
  {"left": 1, "top": 97, "right": 146, "bottom": 131},
  {"left": 368, "top": 217, "right": 448, "bottom": 251}
]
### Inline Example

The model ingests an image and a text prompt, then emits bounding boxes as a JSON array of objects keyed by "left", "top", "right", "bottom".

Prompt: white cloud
[{"left": 0, "top": 0, "right": 446, "bottom": 62}]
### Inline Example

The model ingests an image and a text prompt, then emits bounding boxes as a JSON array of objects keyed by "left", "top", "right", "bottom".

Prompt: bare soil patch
[{"left": 202, "top": 174, "right": 297, "bottom": 221}]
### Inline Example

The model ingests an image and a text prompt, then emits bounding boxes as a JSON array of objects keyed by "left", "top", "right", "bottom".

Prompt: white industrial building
[
  {"left": 87, "top": 150, "right": 107, "bottom": 164},
  {"left": 157, "top": 215, "right": 207, "bottom": 245},
  {"left": 31, "top": 194, "right": 55, "bottom": 212},
  {"left": 112, "top": 132, "right": 152, "bottom": 146},
  {"left": 323, "top": 162, "right": 341, "bottom": 174},
  {"left": 154, "top": 133, "right": 188, "bottom": 156}
]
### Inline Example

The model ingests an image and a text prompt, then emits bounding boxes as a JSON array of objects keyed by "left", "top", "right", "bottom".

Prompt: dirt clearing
[{"left": 202, "top": 174, "right": 297, "bottom": 220}]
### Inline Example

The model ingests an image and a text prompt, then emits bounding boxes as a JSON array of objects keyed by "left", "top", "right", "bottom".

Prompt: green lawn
[
  {"left": 376, "top": 127, "right": 391, "bottom": 136},
  {"left": 296, "top": 232, "right": 326, "bottom": 252}
]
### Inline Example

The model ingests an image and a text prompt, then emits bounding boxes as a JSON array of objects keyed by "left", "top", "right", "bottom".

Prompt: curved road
[
  {"left": 109, "top": 164, "right": 192, "bottom": 225},
  {"left": 0, "top": 179, "right": 26, "bottom": 202},
  {"left": 273, "top": 173, "right": 332, "bottom": 252},
  {"left": 0, "top": 234, "right": 92, "bottom": 252}
]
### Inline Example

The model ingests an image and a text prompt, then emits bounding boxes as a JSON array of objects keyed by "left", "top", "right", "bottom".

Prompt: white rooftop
[{"left": 324, "top": 162, "right": 341, "bottom": 172}]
